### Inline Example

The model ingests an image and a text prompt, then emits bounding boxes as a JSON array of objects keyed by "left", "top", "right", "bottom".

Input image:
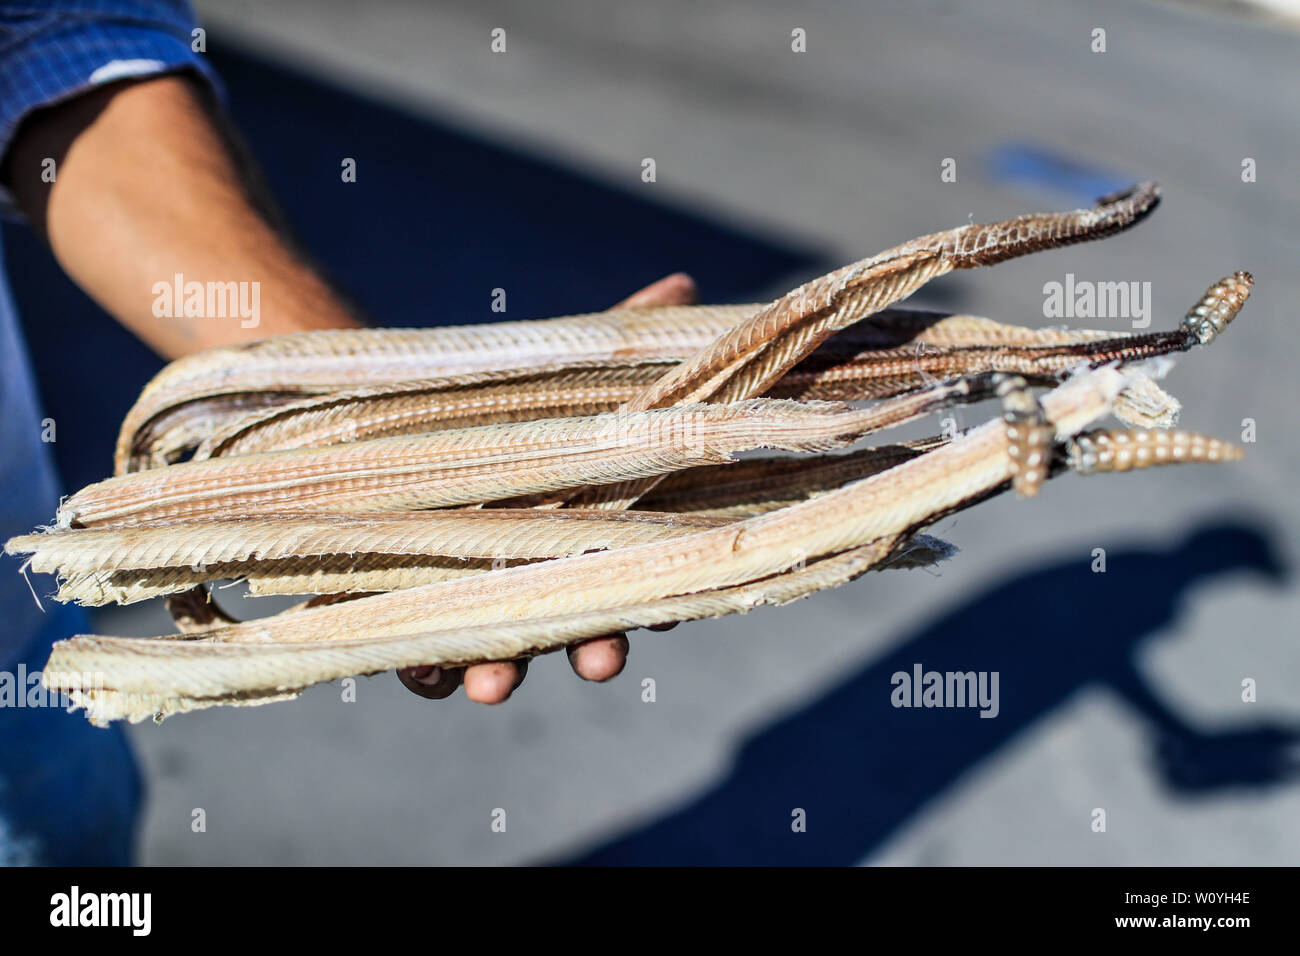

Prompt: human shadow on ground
[{"left": 561, "top": 519, "right": 1292, "bottom": 865}]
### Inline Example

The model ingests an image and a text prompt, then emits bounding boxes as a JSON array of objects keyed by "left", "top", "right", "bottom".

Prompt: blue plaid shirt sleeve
[{"left": 0, "top": 0, "right": 222, "bottom": 217}]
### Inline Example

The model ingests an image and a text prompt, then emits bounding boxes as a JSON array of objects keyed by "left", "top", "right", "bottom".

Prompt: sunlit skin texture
[
  {"left": 2, "top": 72, "right": 678, "bottom": 703},
  {"left": 3, "top": 75, "right": 361, "bottom": 357}
]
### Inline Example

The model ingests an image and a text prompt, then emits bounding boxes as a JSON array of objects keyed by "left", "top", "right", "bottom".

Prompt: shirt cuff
[{"left": 0, "top": 24, "right": 223, "bottom": 221}]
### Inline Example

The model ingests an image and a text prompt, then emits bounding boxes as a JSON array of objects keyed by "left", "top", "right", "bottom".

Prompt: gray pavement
[{"left": 92, "top": 0, "right": 1300, "bottom": 864}]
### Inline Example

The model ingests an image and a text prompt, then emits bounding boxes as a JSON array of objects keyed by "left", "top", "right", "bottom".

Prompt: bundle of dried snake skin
[{"left": 6, "top": 182, "right": 1255, "bottom": 723}]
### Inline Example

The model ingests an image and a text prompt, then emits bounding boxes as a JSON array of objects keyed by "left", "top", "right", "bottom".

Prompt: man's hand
[
  {"left": 397, "top": 271, "right": 698, "bottom": 704},
  {"left": 2, "top": 69, "right": 696, "bottom": 706}
]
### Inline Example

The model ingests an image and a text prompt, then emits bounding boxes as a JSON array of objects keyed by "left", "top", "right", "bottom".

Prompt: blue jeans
[{"left": 0, "top": 588, "right": 141, "bottom": 865}]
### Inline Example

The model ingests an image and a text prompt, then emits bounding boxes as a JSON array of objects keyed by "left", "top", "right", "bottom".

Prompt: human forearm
[{"left": 2, "top": 74, "right": 360, "bottom": 358}]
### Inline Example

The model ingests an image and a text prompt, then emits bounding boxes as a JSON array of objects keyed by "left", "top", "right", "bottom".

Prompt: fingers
[
  {"left": 397, "top": 660, "right": 529, "bottom": 703},
  {"left": 464, "top": 660, "right": 528, "bottom": 704},
  {"left": 400, "top": 629, "right": 641, "bottom": 702},
  {"left": 397, "top": 664, "right": 462, "bottom": 700},
  {"left": 566, "top": 632, "right": 630, "bottom": 682},
  {"left": 613, "top": 272, "right": 699, "bottom": 309}
]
